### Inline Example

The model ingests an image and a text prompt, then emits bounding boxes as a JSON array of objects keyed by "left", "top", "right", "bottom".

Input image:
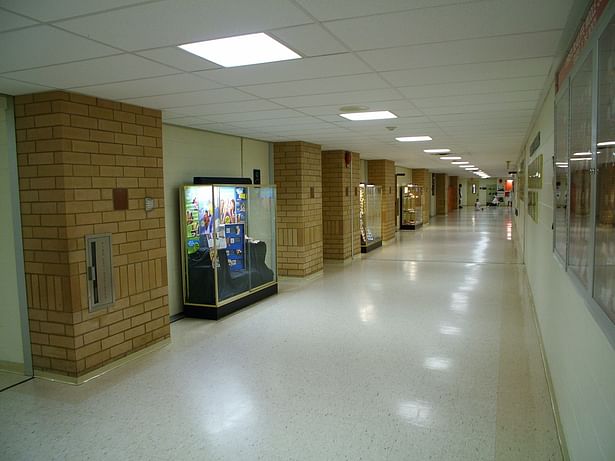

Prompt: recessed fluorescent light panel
[
  {"left": 340, "top": 111, "right": 397, "bottom": 121},
  {"left": 396, "top": 136, "right": 432, "bottom": 142},
  {"left": 439, "top": 156, "right": 461, "bottom": 160},
  {"left": 597, "top": 141, "right": 615, "bottom": 147},
  {"left": 465, "top": 167, "right": 479, "bottom": 171},
  {"left": 178, "top": 33, "right": 301, "bottom": 68},
  {"left": 572, "top": 152, "right": 592, "bottom": 156},
  {"left": 451, "top": 161, "right": 469, "bottom": 165},
  {"left": 424, "top": 149, "right": 450, "bottom": 153}
]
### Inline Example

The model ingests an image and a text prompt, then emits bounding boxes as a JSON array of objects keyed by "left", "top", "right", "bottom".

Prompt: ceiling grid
[{"left": 0, "top": 0, "right": 589, "bottom": 175}]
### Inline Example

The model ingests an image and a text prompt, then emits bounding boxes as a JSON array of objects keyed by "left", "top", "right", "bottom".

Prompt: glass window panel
[
  {"left": 246, "top": 186, "right": 277, "bottom": 290},
  {"left": 214, "top": 185, "right": 249, "bottom": 302},
  {"left": 360, "top": 184, "right": 382, "bottom": 246},
  {"left": 595, "top": 19, "right": 615, "bottom": 323},
  {"left": 554, "top": 88, "right": 570, "bottom": 261},
  {"left": 568, "top": 53, "right": 594, "bottom": 288}
]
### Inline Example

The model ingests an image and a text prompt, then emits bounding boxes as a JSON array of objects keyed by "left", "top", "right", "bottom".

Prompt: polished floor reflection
[{"left": 0, "top": 208, "right": 561, "bottom": 460}]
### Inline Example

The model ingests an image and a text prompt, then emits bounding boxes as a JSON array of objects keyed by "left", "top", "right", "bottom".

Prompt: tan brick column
[
  {"left": 367, "top": 159, "right": 396, "bottom": 241},
  {"left": 435, "top": 173, "right": 448, "bottom": 215},
  {"left": 322, "top": 150, "right": 361, "bottom": 260},
  {"left": 274, "top": 141, "right": 323, "bottom": 277},
  {"left": 410, "top": 168, "right": 431, "bottom": 225},
  {"left": 15, "top": 91, "right": 170, "bottom": 379}
]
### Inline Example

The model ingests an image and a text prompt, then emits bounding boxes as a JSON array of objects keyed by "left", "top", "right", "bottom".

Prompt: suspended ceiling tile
[
  {"left": 381, "top": 57, "right": 553, "bottom": 87},
  {"left": 167, "top": 99, "right": 285, "bottom": 117},
  {"left": 197, "top": 54, "right": 371, "bottom": 86},
  {"left": 429, "top": 110, "right": 534, "bottom": 123},
  {"left": 398, "top": 76, "right": 547, "bottom": 99},
  {"left": 270, "top": 23, "right": 347, "bottom": 57},
  {"left": 324, "top": 0, "right": 572, "bottom": 51},
  {"left": 0, "top": 25, "right": 119, "bottom": 73},
  {"left": 271, "top": 88, "right": 401, "bottom": 108},
  {"left": 0, "top": 0, "right": 150, "bottom": 22},
  {"left": 0, "top": 10, "right": 37, "bottom": 32},
  {"left": 120, "top": 87, "right": 257, "bottom": 109},
  {"left": 2, "top": 54, "right": 177, "bottom": 88},
  {"left": 162, "top": 115, "right": 214, "bottom": 126},
  {"left": 72, "top": 73, "right": 224, "bottom": 100},
  {"left": 239, "top": 73, "right": 390, "bottom": 98},
  {"left": 54, "top": 0, "right": 312, "bottom": 51},
  {"left": 136, "top": 47, "right": 222, "bottom": 72},
  {"left": 294, "top": 0, "right": 478, "bottom": 21},
  {"left": 209, "top": 109, "right": 306, "bottom": 123},
  {"left": 359, "top": 31, "right": 561, "bottom": 72},
  {"left": 411, "top": 90, "right": 541, "bottom": 108},
  {"left": 0, "top": 76, "right": 55, "bottom": 95}
]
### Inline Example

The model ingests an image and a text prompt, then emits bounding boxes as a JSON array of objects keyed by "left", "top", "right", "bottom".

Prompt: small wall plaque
[{"left": 113, "top": 188, "right": 128, "bottom": 210}]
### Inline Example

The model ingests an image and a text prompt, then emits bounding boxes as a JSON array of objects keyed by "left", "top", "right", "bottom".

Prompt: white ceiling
[{"left": 0, "top": 0, "right": 589, "bottom": 177}]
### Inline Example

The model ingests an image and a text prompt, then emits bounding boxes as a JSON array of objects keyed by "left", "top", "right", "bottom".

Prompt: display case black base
[
  {"left": 400, "top": 223, "right": 422, "bottom": 230},
  {"left": 361, "top": 239, "right": 382, "bottom": 253},
  {"left": 183, "top": 283, "right": 278, "bottom": 320}
]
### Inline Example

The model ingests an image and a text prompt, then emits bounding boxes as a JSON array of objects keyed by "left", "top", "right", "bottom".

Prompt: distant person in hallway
[
  {"left": 491, "top": 195, "right": 499, "bottom": 206},
  {"left": 475, "top": 199, "right": 483, "bottom": 211}
]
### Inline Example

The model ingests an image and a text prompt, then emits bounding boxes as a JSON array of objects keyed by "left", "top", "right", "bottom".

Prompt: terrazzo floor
[{"left": 0, "top": 208, "right": 562, "bottom": 460}]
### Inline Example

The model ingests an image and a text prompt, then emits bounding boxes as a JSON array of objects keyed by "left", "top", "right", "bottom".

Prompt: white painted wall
[
  {"left": 0, "top": 96, "right": 25, "bottom": 368},
  {"left": 162, "top": 125, "right": 271, "bottom": 316},
  {"left": 518, "top": 86, "right": 615, "bottom": 460}
]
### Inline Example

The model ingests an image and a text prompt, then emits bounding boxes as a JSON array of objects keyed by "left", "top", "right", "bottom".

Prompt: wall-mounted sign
[{"left": 528, "top": 154, "right": 543, "bottom": 190}]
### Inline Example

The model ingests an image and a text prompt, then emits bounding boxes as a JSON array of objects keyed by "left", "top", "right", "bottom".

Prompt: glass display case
[
  {"left": 400, "top": 185, "right": 423, "bottom": 230},
  {"left": 180, "top": 183, "right": 277, "bottom": 319},
  {"left": 595, "top": 18, "right": 615, "bottom": 323},
  {"left": 359, "top": 184, "right": 382, "bottom": 253}
]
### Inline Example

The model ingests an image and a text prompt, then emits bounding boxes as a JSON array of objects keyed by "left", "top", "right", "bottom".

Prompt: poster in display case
[
  {"left": 400, "top": 185, "right": 423, "bottom": 230},
  {"left": 359, "top": 184, "right": 382, "bottom": 253},
  {"left": 180, "top": 182, "right": 277, "bottom": 319}
]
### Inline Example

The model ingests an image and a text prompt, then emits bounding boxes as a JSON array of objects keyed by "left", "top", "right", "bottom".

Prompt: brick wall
[
  {"left": 435, "top": 173, "right": 448, "bottom": 215},
  {"left": 367, "top": 159, "right": 396, "bottom": 241},
  {"left": 412, "top": 169, "right": 431, "bottom": 224},
  {"left": 15, "top": 91, "right": 169, "bottom": 378},
  {"left": 274, "top": 141, "right": 323, "bottom": 277},
  {"left": 322, "top": 150, "right": 361, "bottom": 260}
]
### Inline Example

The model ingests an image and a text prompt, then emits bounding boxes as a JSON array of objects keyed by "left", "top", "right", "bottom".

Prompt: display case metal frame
[
  {"left": 400, "top": 184, "right": 424, "bottom": 230},
  {"left": 180, "top": 183, "right": 278, "bottom": 320}
]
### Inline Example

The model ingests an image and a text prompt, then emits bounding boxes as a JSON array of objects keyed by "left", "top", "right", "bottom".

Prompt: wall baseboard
[
  {"left": 519, "top": 266, "right": 570, "bottom": 461},
  {"left": 35, "top": 338, "right": 171, "bottom": 386}
]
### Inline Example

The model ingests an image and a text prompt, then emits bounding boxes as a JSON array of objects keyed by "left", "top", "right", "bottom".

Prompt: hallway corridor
[{"left": 0, "top": 209, "right": 562, "bottom": 460}]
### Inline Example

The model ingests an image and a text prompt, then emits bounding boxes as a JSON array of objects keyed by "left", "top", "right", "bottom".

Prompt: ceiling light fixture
[
  {"left": 340, "top": 111, "right": 397, "bottom": 121},
  {"left": 572, "top": 152, "right": 592, "bottom": 156},
  {"left": 465, "top": 167, "right": 479, "bottom": 171},
  {"left": 451, "top": 161, "right": 469, "bottom": 165},
  {"left": 462, "top": 165, "right": 475, "bottom": 168},
  {"left": 424, "top": 148, "right": 450, "bottom": 153},
  {"left": 597, "top": 141, "right": 615, "bottom": 147},
  {"left": 395, "top": 136, "right": 433, "bottom": 142},
  {"left": 179, "top": 33, "right": 301, "bottom": 67},
  {"left": 439, "top": 156, "right": 461, "bottom": 160}
]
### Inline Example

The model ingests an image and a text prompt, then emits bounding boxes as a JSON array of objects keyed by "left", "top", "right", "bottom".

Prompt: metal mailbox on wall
[{"left": 85, "top": 234, "right": 115, "bottom": 312}]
